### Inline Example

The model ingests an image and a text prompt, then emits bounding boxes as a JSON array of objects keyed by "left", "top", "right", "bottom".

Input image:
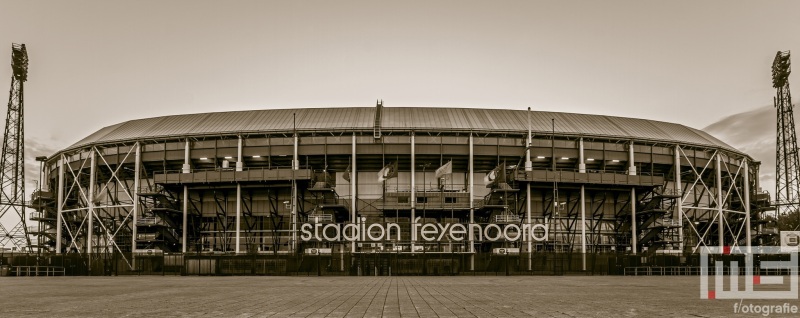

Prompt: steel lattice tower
[
  {"left": 773, "top": 51, "right": 800, "bottom": 215},
  {"left": 0, "top": 43, "right": 30, "bottom": 251}
]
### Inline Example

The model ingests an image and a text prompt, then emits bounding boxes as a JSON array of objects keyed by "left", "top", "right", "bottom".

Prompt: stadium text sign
[{"left": 300, "top": 217, "right": 548, "bottom": 242}]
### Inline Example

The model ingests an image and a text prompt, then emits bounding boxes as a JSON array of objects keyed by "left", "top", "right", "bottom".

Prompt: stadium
[{"left": 24, "top": 102, "right": 771, "bottom": 275}]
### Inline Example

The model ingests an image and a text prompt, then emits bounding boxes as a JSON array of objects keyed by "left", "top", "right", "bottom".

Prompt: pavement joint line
[{"left": 0, "top": 276, "right": 746, "bottom": 317}]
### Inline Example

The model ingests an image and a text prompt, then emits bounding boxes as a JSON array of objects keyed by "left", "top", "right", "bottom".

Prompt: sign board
[
  {"left": 492, "top": 247, "right": 520, "bottom": 255},
  {"left": 133, "top": 249, "right": 163, "bottom": 256},
  {"left": 781, "top": 231, "right": 800, "bottom": 253},
  {"left": 304, "top": 248, "right": 332, "bottom": 255}
]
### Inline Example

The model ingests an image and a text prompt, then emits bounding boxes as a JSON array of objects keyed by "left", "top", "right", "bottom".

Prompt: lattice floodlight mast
[
  {"left": 773, "top": 50, "right": 800, "bottom": 215},
  {"left": 0, "top": 43, "right": 30, "bottom": 251}
]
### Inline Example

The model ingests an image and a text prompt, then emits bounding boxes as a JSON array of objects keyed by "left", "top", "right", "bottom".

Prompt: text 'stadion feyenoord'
[{"left": 301, "top": 217, "right": 549, "bottom": 243}]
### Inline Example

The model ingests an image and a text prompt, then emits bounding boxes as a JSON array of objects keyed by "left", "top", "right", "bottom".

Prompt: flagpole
[
  {"left": 551, "top": 118, "right": 557, "bottom": 251},
  {"left": 396, "top": 156, "right": 399, "bottom": 233},
  {"left": 422, "top": 162, "right": 430, "bottom": 275},
  {"left": 445, "top": 162, "right": 453, "bottom": 265},
  {"left": 526, "top": 107, "right": 533, "bottom": 269}
]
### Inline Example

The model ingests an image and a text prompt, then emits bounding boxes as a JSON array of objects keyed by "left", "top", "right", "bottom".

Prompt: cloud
[
  {"left": 24, "top": 137, "right": 61, "bottom": 191},
  {"left": 0, "top": 136, "right": 60, "bottom": 238},
  {"left": 703, "top": 105, "right": 776, "bottom": 194}
]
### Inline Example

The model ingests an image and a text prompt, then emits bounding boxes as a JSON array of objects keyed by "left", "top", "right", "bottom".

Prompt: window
[
  {"left": 143, "top": 143, "right": 165, "bottom": 152},
  {"left": 397, "top": 196, "right": 409, "bottom": 204},
  {"left": 416, "top": 197, "right": 428, "bottom": 204},
  {"left": 445, "top": 197, "right": 457, "bottom": 204}
]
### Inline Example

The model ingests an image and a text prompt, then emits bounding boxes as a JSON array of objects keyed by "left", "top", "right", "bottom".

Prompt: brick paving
[{"left": 0, "top": 276, "right": 795, "bottom": 317}]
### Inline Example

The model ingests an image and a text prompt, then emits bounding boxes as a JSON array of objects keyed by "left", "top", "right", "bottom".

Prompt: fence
[{"left": 1, "top": 251, "right": 731, "bottom": 277}]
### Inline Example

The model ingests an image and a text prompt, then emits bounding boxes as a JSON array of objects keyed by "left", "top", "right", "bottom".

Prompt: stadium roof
[{"left": 65, "top": 107, "right": 741, "bottom": 154}]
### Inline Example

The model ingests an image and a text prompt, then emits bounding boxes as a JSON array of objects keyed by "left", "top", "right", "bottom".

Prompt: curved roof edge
[{"left": 59, "top": 107, "right": 744, "bottom": 156}]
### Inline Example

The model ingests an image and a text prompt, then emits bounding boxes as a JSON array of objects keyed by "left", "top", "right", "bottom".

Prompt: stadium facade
[{"left": 27, "top": 103, "right": 771, "bottom": 275}]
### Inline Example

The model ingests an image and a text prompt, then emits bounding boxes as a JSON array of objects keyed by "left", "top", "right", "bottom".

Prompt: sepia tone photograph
[{"left": 1, "top": 1, "right": 800, "bottom": 317}]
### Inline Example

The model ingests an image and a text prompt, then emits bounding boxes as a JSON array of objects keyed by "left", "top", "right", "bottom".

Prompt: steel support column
[
  {"left": 350, "top": 133, "right": 357, "bottom": 253},
  {"left": 631, "top": 187, "right": 637, "bottom": 254},
  {"left": 236, "top": 183, "right": 241, "bottom": 253},
  {"left": 182, "top": 185, "right": 187, "bottom": 253},
  {"left": 468, "top": 133, "right": 474, "bottom": 270},
  {"left": 744, "top": 160, "right": 751, "bottom": 250},
  {"left": 580, "top": 185, "right": 586, "bottom": 271},
  {"left": 525, "top": 114, "right": 532, "bottom": 270},
  {"left": 56, "top": 156, "right": 64, "bottom": 253},
  {"left": 716, "top": 153, "right": 724, "bottom": 249},
  {"left": 87, "top": 150, "right": 96, "bottom": 258},
  {"left": 410, "top": 132, "right": 416, "bottom": 251},
  {"left": 675, "top": 145, "right": 683, "bottom": 252},
  {"left": 291, "top": 133, "right": 298, "bottom": 252},
  {"left": 526, "top": 182, "right": 532, "bottom": 270},
  {"left": 132, "top": 143, "right": 141, "bottom": 269}
]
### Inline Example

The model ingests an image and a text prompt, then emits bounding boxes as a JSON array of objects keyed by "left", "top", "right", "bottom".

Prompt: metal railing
[
  {"left": 522, "top": 167, "right": 665, "bottom": 178},
  {"left": 494, "top": 215, "right": 521, "bottom": 223},
  {"left": 624, "top": 265, "right": 800, "bottom": 276},
  {"left": 0, "top": 252, "right": 710, "bottom": 276},
  {"left": 12, "top": 265, "right": 66, "bottom": 276},
  {"left": 624, "top": 266, "right": 702, "bottom": 276},
  {"left": 137, "top": 217, "right": 159, "bottom": 225},
  {"left": 385, "top": 185, "right": 468, "bottom": 193},
  {"left": 308, "top": 214, "right": 333, "bottom": 223},
  {"left": 156, "top": 165, "right": 312, "bottom": 175}
]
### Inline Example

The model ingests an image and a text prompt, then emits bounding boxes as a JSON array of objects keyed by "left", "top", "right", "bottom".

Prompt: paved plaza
[{"left": 0, "top": 275, "right": 795, "bottom": 317}]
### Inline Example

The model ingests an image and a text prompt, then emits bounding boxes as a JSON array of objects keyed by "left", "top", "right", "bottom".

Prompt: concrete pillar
[
  {"left": 42, "top": 159, "right": 50, "bottom": 190},
  {"left": 631, "top": 187, "right": 637, "bottom": 254},
  {"left": 628, "top": 142, "right": 636, "bottom": 175},
  {"left": 293, "top": 134, "right": 299, "bottom": 170},
  {"left": 56, "top": 156, "right": 64, "bottom": 254},
  {"left": 236, "top": 136, "right": 243, "bottom": 172},
  {"left": 183, "top": 139, "right": 190, "bottom": 173},
  {"left": 526, "top": 107, "right": 532, "bottom": 172},
  {"left": 578, "top": 138, "right": 586, "bottom": 173}
]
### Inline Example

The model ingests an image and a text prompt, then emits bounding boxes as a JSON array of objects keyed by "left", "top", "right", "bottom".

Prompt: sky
[
  {"left": 704, "top": 105, "right": 777, "bottom": 195},
  {"left": 1, "top": 0, "right": 799, "bottom": 234}
]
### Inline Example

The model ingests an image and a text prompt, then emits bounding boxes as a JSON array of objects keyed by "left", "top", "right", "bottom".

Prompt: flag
[
  {"left": 343, "top": 163, "right": 351, "bottom": 182},
  {"left": 483, "top": 169, "right": 496, "bottom": 184},
  {"left": 483, "top": 163, "right": 505, "bottom": 185},
  {"left": 377, "top": 162, "right": 398, "bottom": 182},
  {"left": 435, "top": 160, "right": 453, "bottom": 179}
]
